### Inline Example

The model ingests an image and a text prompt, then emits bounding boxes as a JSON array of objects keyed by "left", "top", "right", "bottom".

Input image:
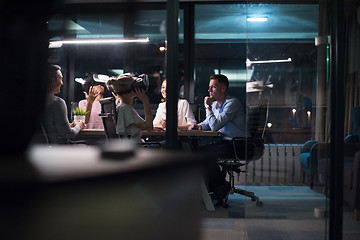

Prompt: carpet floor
[{"left": 200, "top": 185, "right": 360, "bottom": 240}]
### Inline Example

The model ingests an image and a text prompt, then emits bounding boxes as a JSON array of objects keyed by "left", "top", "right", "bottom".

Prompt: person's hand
[
  {"left": 84, "top": 86, "right": 98, "bottom": 103},
  {"left": 112, "top": 92, "right": 120, "bottom": 101},
  {"left": 75, "top": 120, "right": 86, "bottom": 130},
  {"left": 204, "top": 96, "right": 214, "bottom": 107},
  {"left": 160, "top": 119, "right": 166, "bottom": 129},
  {"left": 69, "top": 121, "right": 76, "bottom": 127},
  {"left": 133, "top": 88, "right": 149, "bottom": 103},
  {"left": 188, "top": 123, "right": 202, "bottom": 130},
  {"left": 153, "top": 126, "right": 165, "bottom": 131}
]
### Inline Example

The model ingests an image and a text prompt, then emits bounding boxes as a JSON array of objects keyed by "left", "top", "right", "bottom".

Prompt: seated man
[
  {"left": 42, "top": 64, "right": 86, "bottom": 144},
  {"left": 189, "top": 74, "right": 248, "bottom": 206}
]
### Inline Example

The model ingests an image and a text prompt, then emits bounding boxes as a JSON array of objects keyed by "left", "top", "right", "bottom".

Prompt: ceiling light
[
  {"left": 247, "top": 17, "right": 268, "bottom": 22},
  {"left": 49, "top": 37, "right": 149, "bottom": 48},
  {"left": 246, "top": 58, "right": 292, "bottom": 66}
]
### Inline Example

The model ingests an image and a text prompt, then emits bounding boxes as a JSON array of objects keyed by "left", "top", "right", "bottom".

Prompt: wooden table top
[
  {"left": 79, "top": 129, "right": 106, "bottom": 135},
  {"left": 141, "top": 130, "right": 221, "bottom": 137},
  {"left": 79, "top": 129, "right": 221, "bottom": 138}
]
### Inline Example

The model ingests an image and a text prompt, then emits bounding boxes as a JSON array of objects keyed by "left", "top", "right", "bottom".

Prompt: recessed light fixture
[
  {"left": 246, "top": 58, "right": 292, "bottom": 66},
  {"left": 247, "top": 17, "right": 268, "bottom": 22},
  {"left": 49, "top": 37, "right": 149, "bottom": 48}
]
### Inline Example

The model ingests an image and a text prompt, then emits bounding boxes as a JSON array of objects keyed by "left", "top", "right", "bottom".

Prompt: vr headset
[
  {"left": 130, "top": 74, "right": 149, "bottom": 93},
  {"left": 116, "top": 73, "right": 149, "bottom": 95},
  {"left": 93, "top": 74, "right": 149, "bottom": 94}
]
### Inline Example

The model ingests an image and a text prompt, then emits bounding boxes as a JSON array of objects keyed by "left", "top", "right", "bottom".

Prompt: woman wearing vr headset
[
  {"left": 106, "top": 73, "right": 153, "bottom": 140},
  {"left": 78, "top": 75, "right": 107, "bottom": 129},
  {"left": 153, "top": 79, "right": 196, "bottom": 131}
]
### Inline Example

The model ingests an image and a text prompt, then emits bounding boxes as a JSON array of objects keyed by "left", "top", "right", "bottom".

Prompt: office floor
[{"left": 199, "top": 185, "right": 360, "bottom": 240}]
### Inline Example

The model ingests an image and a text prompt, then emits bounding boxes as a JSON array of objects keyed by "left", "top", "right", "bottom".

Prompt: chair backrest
[
  {"left": 30, "top": 122, "right": 49, "bottom": 145},
  {"left": 99, "top": 97, "right": 119, "bottom": 139},
  {"left": 232, "top": 105, "right": 268, "bottom": 162},
  {"left": 189, "top": 103, "right": 201, "bottom": 122},
  {"left": 247, "top": 105, "right": 268, "bottom": 140}
]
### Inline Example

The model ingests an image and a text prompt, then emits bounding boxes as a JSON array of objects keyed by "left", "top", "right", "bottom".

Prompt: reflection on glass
[{"left": 194, "top": 3, "right": 329, "bottom": 240}]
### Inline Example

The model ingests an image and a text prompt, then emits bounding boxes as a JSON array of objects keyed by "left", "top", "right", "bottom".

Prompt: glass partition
[
  {"left": 43, "top": 1, "right": 360, "bottom": 239},
  {"left": 194, "top": 2, "right": 329, "bottom": 240},
  {"left": 194, "top": 3, "right": 318, "bottom": 143}
]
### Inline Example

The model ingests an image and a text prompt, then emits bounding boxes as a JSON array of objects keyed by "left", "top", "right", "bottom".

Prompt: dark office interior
[{"left": 1, "top": 0, "right": 360, "bottom": 239}]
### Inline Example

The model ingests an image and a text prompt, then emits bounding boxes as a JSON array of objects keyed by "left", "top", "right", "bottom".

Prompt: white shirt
[{"left": 153, "top": 99, "right": 196, "bottom": 126}]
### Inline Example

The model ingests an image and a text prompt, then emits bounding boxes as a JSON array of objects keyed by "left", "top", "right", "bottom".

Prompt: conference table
[
  {"left": 141, "top": 129, "right": 221, "bottom": 137},
  {"left": 79, "top": 128, "right": 222, "bottom": 154},
  {"left": 79, "top": 129, "right": 220, "bottom": 137},
  {"left": 78, "top": 129, "right": 106, "bottom": 135}
]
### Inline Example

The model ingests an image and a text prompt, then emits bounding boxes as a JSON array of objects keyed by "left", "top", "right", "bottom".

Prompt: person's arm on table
[{"left": 55, "top": 98, "right": 85, "bottom": 139}]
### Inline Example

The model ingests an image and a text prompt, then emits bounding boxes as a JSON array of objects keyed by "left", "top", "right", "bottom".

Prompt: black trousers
[{"left": 194, "top": 139, "right": 235, "bottom": 197}]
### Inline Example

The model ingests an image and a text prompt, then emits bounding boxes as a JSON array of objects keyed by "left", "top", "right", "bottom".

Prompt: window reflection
[{"left": 194, "top": 3, "right": 318, "bottom": 144}]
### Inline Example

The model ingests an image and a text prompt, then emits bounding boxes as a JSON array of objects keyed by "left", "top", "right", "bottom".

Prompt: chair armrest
[
  {"left": 314, "top": 143, "right": 330, "bottom": 160},
  {"left": 344, "top": 134, "right": 360, "bottom": 143},
  {"left": 301, "top": 140, "right": 321, "bottom": 153}
]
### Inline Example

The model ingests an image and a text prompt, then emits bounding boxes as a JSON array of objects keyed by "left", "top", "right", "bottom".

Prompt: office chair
[
  {"left": 217, "top": 105, "right": 268, "bottom": 207},
  {"left": 30, "top": 122, "right": 49, "bottom": 145},
  {"left": 99, "top": 97, "right": 161, "bottom": 148},
  {"left": 99, "top": 97, "right": 120, "bottom": 140}
]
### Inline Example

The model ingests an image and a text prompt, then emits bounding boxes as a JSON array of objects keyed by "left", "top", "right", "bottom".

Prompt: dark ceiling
[{"left": 50, "top": 3, "right": 318, "bottom": 44}]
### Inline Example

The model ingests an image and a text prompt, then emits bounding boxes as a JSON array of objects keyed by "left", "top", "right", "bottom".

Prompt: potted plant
[{"left": 72, "top": 107, "right": 87, "bottom": 122}]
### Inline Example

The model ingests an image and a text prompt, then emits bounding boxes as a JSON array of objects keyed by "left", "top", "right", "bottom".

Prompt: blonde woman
[{"left": 106, "top": 73, "right": 153, "bottom": 140}]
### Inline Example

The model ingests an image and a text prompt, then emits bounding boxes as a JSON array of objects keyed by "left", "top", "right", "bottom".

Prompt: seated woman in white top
[
  {"left": 42, "top": 64, "right": 86, "bottom": 144},
  {"left": 78, "top": 77, "right": 105, "bottom": 129},
  {"left": 106, "top": 73, "right": 153, "bottom": 140},
  {"left": 153, "top": 79, "right": 196, "bottom": 130}
]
